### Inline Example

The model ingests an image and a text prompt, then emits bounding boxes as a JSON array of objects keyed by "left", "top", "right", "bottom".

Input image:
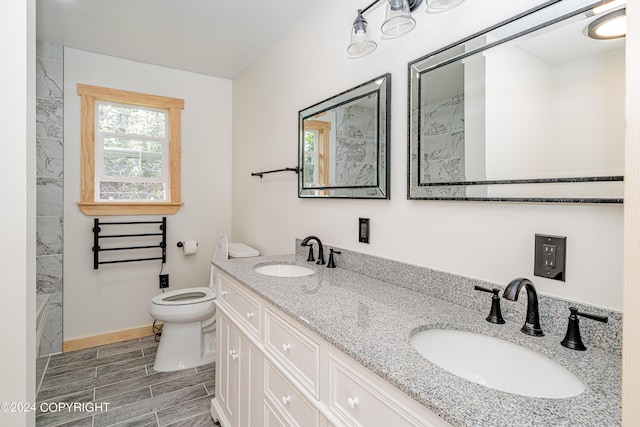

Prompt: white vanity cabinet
[{"left": 211, "top": 270, "right": 452, "bottom": 427}]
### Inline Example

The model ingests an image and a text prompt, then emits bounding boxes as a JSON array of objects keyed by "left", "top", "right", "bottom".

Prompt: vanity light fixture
[
  {"left": 587, "top": 7, "right": 627, "bottom": 39},
  {"left": 348, "top": 10, "right": 378, "bottom": 58},
  {"left": 424, "top": 0, "right": 466, "bottom": 13},
  {"left": 348, "top": 0, "right": 466, "bottom": 58},
  {"left": 381, "top": 0, "right": 416, "bottom": 37}
]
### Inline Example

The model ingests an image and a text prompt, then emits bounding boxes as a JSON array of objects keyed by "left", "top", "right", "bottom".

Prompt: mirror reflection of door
[{"left": 303, "top": 119, "right": 331, "bottom": 187}]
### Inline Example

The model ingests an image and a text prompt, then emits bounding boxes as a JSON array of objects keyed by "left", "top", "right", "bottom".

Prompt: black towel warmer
[{"left": 92, "top": 217, "right": 167, "bottom": 269}]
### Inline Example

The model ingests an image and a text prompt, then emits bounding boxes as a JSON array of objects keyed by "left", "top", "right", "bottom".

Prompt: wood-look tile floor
[{"left": 35, "top": 336, "right": 220, "bottom": 427}]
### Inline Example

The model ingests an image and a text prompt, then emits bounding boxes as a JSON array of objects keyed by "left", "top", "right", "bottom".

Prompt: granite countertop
[{"left": 214, "top": 254, "right": 621, "bottom": 427}]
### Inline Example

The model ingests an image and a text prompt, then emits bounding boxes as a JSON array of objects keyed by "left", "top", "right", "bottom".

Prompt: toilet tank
[{"left": 228, "top": 242, "right": 259, "bottom": 258}]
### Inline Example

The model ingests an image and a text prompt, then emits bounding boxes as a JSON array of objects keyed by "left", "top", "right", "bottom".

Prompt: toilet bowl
[{"left": 149, "top": 237, "right": 258, "bottom": 372}]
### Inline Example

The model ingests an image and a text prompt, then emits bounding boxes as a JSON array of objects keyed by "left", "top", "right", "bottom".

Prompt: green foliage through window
[
  {"left": 98, "top": 103, "right": 166, "bottom": 137},
  {"left": 304, "top": 130, "right": 318, "bottom": 185},
  {"left": 103, "top": 138, "right": 162, "bottom": 179}
]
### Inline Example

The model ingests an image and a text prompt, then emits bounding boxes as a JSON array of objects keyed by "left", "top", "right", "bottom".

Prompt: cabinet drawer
[
  {"left": 264, "top": 399, "right": 288, "bottom": 427},
  {"left": 264, "top": 308, "right": 320, "bottom": 399},
  {"left": 217, "top": 273, "right": 261, "bottom": 339},
  {"left": 329, "top": 355, "right": 426, "bottom": 427},
  {"left": 265, "top": 361, "right": 318, "bottom": 427}
]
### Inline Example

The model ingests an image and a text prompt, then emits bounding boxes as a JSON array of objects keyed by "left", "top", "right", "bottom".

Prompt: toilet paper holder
[
  {"left": 177, "top": 240, "right": 198, "bottom": 256},
  {"left": 176, "top": 241, "right": 198, "bottom": 248}
]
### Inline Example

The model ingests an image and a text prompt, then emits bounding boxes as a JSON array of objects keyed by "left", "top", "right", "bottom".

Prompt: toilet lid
[{"left": 151, "top": 287, "right": 216, "bottom": 306}]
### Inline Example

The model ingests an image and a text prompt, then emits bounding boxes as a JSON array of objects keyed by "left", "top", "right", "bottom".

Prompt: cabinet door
[
  {"left": 238, "top": 330, "right": 264, "bottom": 427},
  {"left": 216, "top": 312, "right": 239, "bottom": 426}
]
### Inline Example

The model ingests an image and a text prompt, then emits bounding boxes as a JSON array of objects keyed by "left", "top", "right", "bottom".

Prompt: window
[
  {"left": 303, "top": 120, "right": 331, "bottom": 187},
  {"left": 77, "top": 84, "right": 184, "bottom": 215},
  {"left": 96, "top": 101, "right": 168, "bottom": 202},
  {"left": 303, "top": 128, "right": 319, "bottom": 185}
]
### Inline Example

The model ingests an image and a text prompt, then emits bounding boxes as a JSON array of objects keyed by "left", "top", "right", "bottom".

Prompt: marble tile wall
[
  {"left": 420, "top": 94, "right": 466, "bottom": 197},
  {"left": 36, "top": 42, "right": 64, "bottom": 355},
  {"left": 335, "top": 102, "right": 377, "bottom": 186}
]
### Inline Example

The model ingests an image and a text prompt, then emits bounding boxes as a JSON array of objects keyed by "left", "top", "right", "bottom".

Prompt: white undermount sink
[
  {"left": 254, "top": 263, "right": 316, "bottom": 277},
  {"left": 410, "top": 329, "right": 585, "bottom": 398}
]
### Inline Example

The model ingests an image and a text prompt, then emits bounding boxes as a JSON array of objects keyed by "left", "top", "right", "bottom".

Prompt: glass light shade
[
  {"left": 381, "top": 0, "right": 416, "bottom": 37},
  {"left": 588, "top": 8, "right": 627, "bottom": 39},
  {"left": 425, "top": 0, "right": 465, "bottom": 13},
  {"left": 348, "top": 10, "right": 377, "bottom": 58}
]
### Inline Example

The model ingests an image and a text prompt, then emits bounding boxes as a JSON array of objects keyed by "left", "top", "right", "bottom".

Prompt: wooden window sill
[{"left": 77, "top": 202, "right": 183, "bottom": 216}]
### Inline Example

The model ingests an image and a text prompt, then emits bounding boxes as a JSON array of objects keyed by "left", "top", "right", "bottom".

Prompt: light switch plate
[
  {"left": 534, "top": 234, "right": 566, "bottom": 281},
  {"left": 359, "top": 218, "right": 370, "bottom": 244}
]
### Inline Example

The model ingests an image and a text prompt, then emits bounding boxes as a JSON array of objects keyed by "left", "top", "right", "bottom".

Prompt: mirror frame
[
  {"left": 298, "top": 74, "right": 391, "bottom": 199},
  {"left": 407, "top": 0, "right": 624, "bottom": 203}
]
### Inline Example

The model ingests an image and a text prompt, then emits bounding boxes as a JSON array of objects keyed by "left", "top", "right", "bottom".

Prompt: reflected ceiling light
[
  {"left": 381, "top": 0, "right": 416, "bottom": 37},
  {"left": 588, "top": 7, "right": 626, "bottom": 39},
  {"left": 348, "top": 0, "right": 465, "bottom": 58},
  {"left": 425, "top": 0, "right": 465, "bottom": 13},
  {"left": 591, "top": 0, "right": 626, "bottom": 16},
  {"left": 347, "top": 10, "right": 378, "bottom": 58}
]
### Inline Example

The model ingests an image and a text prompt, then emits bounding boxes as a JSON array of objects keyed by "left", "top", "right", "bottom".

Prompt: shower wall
[{"left": 36, "top": 42, "right": 64, "bottom": 355}]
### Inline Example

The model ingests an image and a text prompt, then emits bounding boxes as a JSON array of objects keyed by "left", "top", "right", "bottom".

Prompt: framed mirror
[
  {"left": 299, "top": 74, "right": 390, "bottom": 199},
  {"left": 408, "top": 0, "right": 625, "bottom": 203}
]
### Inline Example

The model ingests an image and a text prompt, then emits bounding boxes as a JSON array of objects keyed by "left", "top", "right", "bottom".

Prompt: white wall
[
  {"left": 485, "top": 44, "right": 553, "bottom": 178},
  {"left": 0, "top": 0, "right": 36, "bottom": 425},
  {"left": 232, "top": 0, "right": 624, "bottom": 310},
  {"left": 551, "top": 47, "right": 625, "bottom": 175},
  {"left": 64, "top": 49, "right": 233, "bottom": 340},
  {"left": 484, "top": 44, "right": 625, "bottom": 179}
]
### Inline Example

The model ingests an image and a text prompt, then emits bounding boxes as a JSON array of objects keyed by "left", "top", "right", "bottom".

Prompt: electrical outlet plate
[
  {"left": 534, "top": 234, "right": 566, "bottom": 281},
  {"left": 159, "top": 274, "right": 169, "bottom": 288}
]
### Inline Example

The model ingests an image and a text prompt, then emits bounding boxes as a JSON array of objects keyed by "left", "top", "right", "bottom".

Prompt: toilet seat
[{"left": 151, "top": 287, "right": 216, "bottom": 306}]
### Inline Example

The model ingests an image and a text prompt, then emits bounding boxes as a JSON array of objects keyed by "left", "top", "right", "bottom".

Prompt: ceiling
[
  {"left": 515, "top": 12, "right": 625, "bottom": 65},
  {"left": 36, "top": 0, "right": 320, "bottom": 79}
]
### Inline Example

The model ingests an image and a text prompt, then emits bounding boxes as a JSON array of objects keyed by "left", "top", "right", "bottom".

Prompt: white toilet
[{"left": 149, "top": 236, "right": 259, "bottom": 372}]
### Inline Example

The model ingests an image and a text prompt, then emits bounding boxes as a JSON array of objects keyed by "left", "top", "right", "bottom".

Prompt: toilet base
[{"left": 153, "top": 321, "right": 216, "bottom": 372}]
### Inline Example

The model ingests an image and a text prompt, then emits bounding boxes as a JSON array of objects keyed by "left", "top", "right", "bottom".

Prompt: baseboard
[{"left": 63, "top": 323, "right": 162, "bottom": 353}]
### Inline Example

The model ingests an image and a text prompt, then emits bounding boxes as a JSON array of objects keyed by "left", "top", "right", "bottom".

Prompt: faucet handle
[
  {"left": 572, "top": 307, "right": 608, "bottom": 323},
  {"left": 474, "top": 285, "right": 494, "bottom": 294},
  {"left": 305, "top": 244, "right": 315, "bottom": 262},
  {"left": 474, "top": 286, "right": 505, "bottom": 324},
  {"left": 561, "top": 307, "right": 608, "bottom": 351},
  {"left": 327, "top": 249, "right": 341, "bottom": 268}
]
